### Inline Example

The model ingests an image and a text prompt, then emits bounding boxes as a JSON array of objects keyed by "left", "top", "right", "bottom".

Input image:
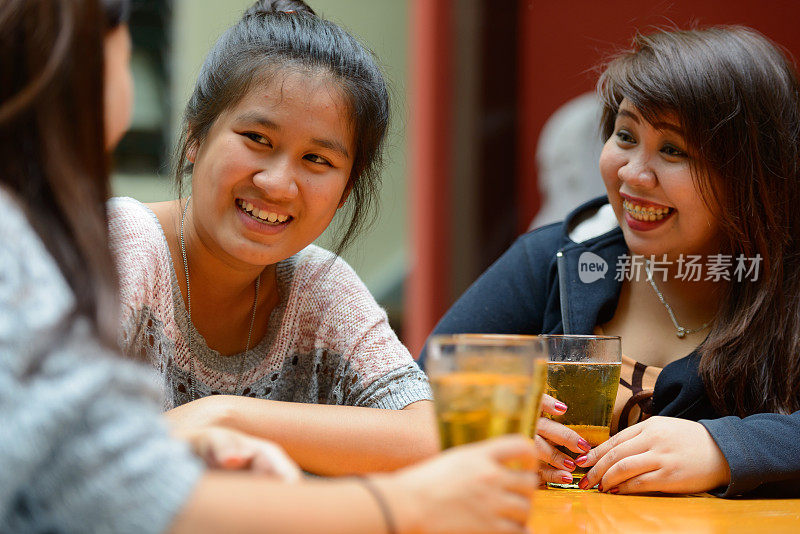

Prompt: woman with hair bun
[
  {"left": 110, "top": 0, "right": 439, "bottom": 475},
  {"left": 426, "top": 25, "right": 800, "bottom": 497}
]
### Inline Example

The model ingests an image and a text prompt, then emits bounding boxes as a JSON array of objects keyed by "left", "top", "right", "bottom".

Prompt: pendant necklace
[
  {"left": 644, "top": 259, "right": 712, "bottom": 339},
  {"left": 179, "top": 198, "right": 260, "bottom": 401}
]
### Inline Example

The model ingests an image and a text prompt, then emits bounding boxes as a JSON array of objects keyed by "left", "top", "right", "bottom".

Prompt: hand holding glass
[
  {"left": 427, "top": 334, "right": 547, "bottom": 448},
  {"left": 543, "top": 335, "right": 621, "bottom": 488}
]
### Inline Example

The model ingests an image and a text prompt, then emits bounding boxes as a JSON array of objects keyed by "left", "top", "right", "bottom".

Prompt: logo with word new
[{"left": 578, "top": 252, "right": 608, "bottom": 283}]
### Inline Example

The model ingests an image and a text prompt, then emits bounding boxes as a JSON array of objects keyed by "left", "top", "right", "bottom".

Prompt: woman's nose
[
  {"left": 252, "top": 157, "right": 299, "bottom": 200},
  {"left": 618, "top": 152, "right": 657, "bottom": 188}
]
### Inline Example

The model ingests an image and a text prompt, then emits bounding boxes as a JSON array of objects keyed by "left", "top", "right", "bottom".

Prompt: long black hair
[
  {"left": 0, "top": 0, "right": 130, "bottom": 345},
  {"left": 598, "top": 26, "right": 800, "bottom": 416}
]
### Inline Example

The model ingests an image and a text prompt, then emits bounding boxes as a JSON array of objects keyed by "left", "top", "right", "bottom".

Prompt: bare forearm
[
  {"left": 167, "top": 396, "right": 440, "bottom": 475},
  {"left": 170, "top": 473, "right": 391, "bottom": 534}
]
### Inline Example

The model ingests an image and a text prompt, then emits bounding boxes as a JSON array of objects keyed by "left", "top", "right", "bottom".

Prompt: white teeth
[{"left": 238, "top": 200, "right": 290, "bottom": 224}]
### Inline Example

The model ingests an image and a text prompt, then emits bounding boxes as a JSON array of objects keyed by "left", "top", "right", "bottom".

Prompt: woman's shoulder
[
  {"left": 0, "top": 188, "right": 71, "bottom": 289},
  {"left": 279, "top": 244, "right": 378, "bottom": 317},
  {"left": 107, "top": 196, "right": 164, "bottom": 240},
  {"left": 107, "top": 197, "right": 171, "bottom": 264},
  {"left": 0, "top": 189, "right": 74, "bottom": 341},
  {"left": 282, "top": 244, "right": 360, "bottom": 287},
  {"left": 107, "top": 197, "right": 175, "bottom": 320}
]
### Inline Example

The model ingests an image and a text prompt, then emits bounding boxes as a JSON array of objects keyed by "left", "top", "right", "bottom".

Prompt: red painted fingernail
[
  {"left": 609, "top": 487, "right": 619, "bottom": 494},
  {"left": 561, "top": 474, "right": 574, "bottom": 484},
  {"left": 597, "top": 483, "right": 604, "bottom": 492},
  {"left": 578, "top": 477, "right": 590, "bottom": 489},
  {"left": 563, "top": 459, "right": 576, "bottom": 470},
  {"left": 577, "top": 438, "right": 591, "bottom": 452},
  {"left": 554, "top": 401, "right": 568, "bottom": 412},
  {"left": 575, "top": 455, "right": 588, "bottom": 466}
]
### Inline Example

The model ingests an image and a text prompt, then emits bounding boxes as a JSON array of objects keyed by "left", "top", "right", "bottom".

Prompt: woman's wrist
[
  {"left": 353, "top": 476, "right": 398, "bottom": 534},
  {"left": 363, "top": 474, "right": 420, "bottom": 534}
]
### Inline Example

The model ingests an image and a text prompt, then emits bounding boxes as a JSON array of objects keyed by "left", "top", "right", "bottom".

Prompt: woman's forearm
[
  {"left": 166, "top": 396, "right": 440, "bottom": 475},
  {"left": 170, "top": 473, "right": 395, "bottom": 534}
]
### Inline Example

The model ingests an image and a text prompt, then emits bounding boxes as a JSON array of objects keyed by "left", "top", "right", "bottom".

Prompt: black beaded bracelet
[{"left": 354, "top": 476, "right": 398, "bottom": 534}]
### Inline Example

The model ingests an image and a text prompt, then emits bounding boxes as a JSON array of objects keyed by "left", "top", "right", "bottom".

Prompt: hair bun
[{"left": 243, "top": 0, "right": 315, "bottom": 18}]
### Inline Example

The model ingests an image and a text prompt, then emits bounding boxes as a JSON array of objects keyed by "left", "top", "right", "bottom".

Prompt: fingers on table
[
  {"left": 536, "top": 418, "right": 590, "bottom": 455},
  {"left": 539, "top": 465, "right": 576, "bottom": 486},
  {"left": 608, "top": 469, "right": 664, "bottom": 494},
  {"left": 579, "top": 436, "right": 651, "bottom": 490},
  {"left": 577, "top": 425, "right": 643, "bottom": 468},
  {"left": 534, "top": 435, "right": 577, "bottom": 471}
]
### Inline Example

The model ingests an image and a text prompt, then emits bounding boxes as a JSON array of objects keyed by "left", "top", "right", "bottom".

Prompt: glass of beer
[
  {"left": 427, "top": 334, "right": 548, "bottom": 449},
  {"left": 542, "top": 335, "right": 621, "bottom": 488}
]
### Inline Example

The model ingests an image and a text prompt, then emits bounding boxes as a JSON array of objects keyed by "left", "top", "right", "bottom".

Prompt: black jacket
[{"left": 422, "top": 196, "right": 800, "bottom": 497}]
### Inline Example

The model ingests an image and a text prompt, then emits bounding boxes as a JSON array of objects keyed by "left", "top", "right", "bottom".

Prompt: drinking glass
[
  {"left": 542, "top": 334, "right": 621, "bottom": 488},
  {"left": 427, "top": 334, "right": 548, "bottom": 449}
]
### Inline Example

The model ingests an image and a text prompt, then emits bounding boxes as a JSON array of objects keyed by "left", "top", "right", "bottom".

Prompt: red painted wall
[
  {"left": 517, "top": 0, "right": 800, "bottom": 231},
  {"left": 405, "top": 0, "right": 454, "bottom": 357}
]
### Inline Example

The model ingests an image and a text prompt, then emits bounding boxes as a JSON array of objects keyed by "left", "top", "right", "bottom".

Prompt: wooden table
[{"left": 528, "top": 487, "right": 800, "bottom": 533}]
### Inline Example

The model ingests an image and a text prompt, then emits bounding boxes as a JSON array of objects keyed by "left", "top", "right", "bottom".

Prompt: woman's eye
[
  {"left": 304, "top": 154, "right": 332, "bottom": 166},
  {"left": 661, "top": 144, "right": 687, "bottom": 158},
  {"left": 243, "top": 133, "right": 270, "bottom": 146},
  {"left": 615, "top": 130, "right": 635, "bottom": 144}
]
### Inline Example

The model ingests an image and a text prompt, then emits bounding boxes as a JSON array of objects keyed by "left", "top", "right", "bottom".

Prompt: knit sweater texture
[
  {"left": 0, "top": 189, "right": 203, "bottom": 533},
  {"left": 108, "top": 197, "right": 432, "bottom": 410}
]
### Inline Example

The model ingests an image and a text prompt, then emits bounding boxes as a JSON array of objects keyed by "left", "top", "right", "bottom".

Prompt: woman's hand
[
  {"left": 375, "top": 435, "right": 539, "bottom": 534},
  {"left": 535, "top": 394, "right": 592, "bottom": 485},
  {"left": 575, "top": 416, "right": 730, "bottom": 494},
  {"left": 174, "top": 424, "right": 301, "bottom": 482}
]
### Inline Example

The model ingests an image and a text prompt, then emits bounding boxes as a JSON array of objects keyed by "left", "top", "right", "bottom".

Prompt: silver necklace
[
  {"left": 644, "top": 260, "right": 712, "bottom": 338},
  {"left": 179, "top": 199, "right": 260, "bottom": 401}
]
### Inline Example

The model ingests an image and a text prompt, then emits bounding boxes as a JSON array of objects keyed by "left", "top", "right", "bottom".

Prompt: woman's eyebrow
[
  {"left": 235, "top": 112, "right": 280, "bottom": 130},
  {"left": 310, "top": 137, "right": 350, "bottom": 159},
  {"left": 616, "top": 108, "right": 640, "bottom": 123}
]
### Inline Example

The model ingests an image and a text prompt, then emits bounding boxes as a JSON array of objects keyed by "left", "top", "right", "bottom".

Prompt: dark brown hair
[
  {"left": 0, "top": 0, "right": 127, "bottom": 345},
  {"left": 598, "top": 26, "right": 800, "bottom": 416},
  {"left": 174, "top": 0, "right": 389, "bottom": 255}
]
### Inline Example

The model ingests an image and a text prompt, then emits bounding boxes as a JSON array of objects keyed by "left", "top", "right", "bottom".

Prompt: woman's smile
[
  {"left": 235, "top": 198, "right": 293, "bottom": 234},
  {"left": 620, "top": 193, "right": 675, "bottom": 231}
]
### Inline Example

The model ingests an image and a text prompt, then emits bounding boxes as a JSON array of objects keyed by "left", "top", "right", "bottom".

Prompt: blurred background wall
[{"left": 113, "top": 0, "right": 800, "bottom": 357}]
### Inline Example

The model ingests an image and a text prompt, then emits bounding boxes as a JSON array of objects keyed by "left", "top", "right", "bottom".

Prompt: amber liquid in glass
[
  {"left": 545, "top": 361, "right": 621, "bottom": 486},
  {"left": 432, "top": 368, "right": 545, "bottom": 449}
]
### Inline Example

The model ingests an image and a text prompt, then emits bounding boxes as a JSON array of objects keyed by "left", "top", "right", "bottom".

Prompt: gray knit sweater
[{"left": 0, "top": 189, "right": 203, "bottom": 533}]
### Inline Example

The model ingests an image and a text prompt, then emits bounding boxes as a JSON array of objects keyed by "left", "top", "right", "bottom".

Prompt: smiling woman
[
  {"left": 108, "top": 0, "right": 439, "bottom": 476},
  {"left": 600, "top": 100, "right": 722, "bottom": 260},
  {"left": 423, "top": 25, "right": 800, "bottom": 498},
  {"left": 187, "top": 70, "right": 354, "bottom": 270}
]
